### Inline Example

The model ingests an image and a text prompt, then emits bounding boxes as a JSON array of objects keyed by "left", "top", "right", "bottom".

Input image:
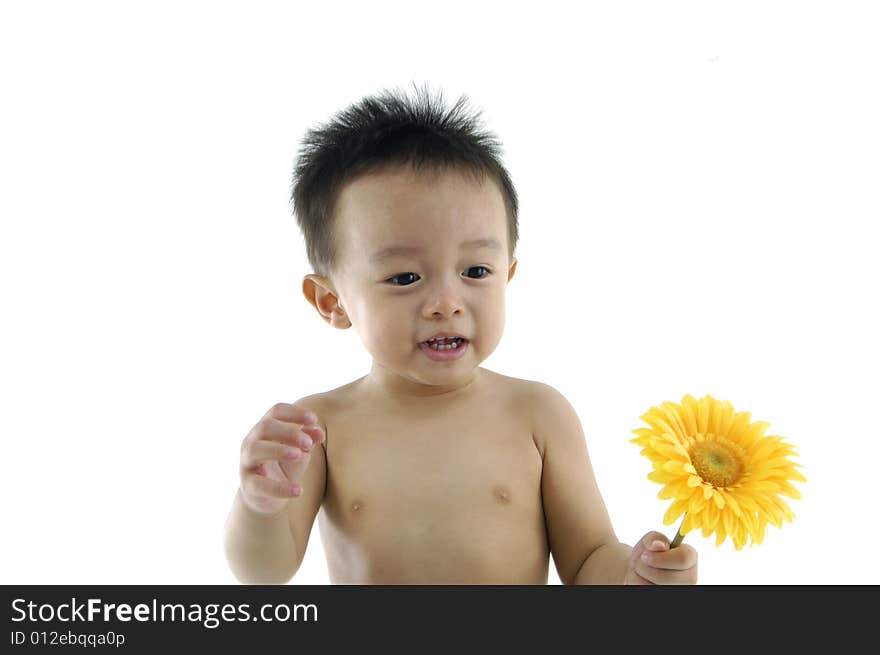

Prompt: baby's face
[{"left": 330, "top": 165, "right": 515, "bottom": 390}]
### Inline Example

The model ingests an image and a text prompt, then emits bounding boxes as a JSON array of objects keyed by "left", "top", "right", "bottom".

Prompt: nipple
[{"left": 493, "top": 485, "right": 512, "bottom": 505}]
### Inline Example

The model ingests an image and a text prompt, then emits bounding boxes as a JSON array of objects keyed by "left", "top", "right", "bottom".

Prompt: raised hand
[{"left": 239, "top": 403, "right": 325, "bottom": 515}]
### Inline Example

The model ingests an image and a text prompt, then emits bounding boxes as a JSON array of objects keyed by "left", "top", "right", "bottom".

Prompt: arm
[
  {"left": 224, "top": 402, "right": 327, "bottom": 584},
  {"left": 223, "top": 489, "right": 300, "bottom": 584},
  {"left": 532, "top": 383, "right": 630, "bottom": 584},
  {"left": 535, "top": 384, "right": 698, "bottom": 584}
]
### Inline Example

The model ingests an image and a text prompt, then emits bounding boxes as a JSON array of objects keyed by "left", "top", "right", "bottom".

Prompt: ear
[
  {"left": 507, "top": 257, "right": 518, "bottom": 283},
  {"left": 302, "top": 274, "right": 351, "bottom": 329}
]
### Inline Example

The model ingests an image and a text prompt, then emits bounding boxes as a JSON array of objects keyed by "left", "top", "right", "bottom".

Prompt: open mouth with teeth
[{"left": 420, "top": 336, "right": 468, "bottom": 351}]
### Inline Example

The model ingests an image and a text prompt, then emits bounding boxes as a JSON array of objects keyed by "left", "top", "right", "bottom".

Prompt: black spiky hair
[{"left": 289, "top": 82, "right": 518, "bottom": 275}]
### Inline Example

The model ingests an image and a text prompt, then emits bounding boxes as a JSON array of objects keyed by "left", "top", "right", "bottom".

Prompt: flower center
[{"left": 688, "top": 436, "right": 746, "bottom": 488}]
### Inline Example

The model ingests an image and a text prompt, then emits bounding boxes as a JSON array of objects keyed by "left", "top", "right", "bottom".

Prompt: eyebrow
[{"left": 370, "top": 237, "right": 503, "bottom": 263}]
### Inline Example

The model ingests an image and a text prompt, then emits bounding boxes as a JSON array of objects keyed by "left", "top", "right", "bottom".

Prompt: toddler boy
[{"left": 223, "top": 84, "right": 698, "bottom": 584}]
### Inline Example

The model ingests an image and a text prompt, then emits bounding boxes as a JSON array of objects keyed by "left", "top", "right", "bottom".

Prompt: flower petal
[
  {"left": 722, "top": 490, "right": 743, "bottom": 517},
  {"left": 656, "top": 442, "right": 689, "bottom": 462},
  {"left": 639, "top": 410, "right": 678, "bottom": 439},
  {"left": 741, "top": 421, "right": 772, "bottom": 451},
  {"left": 663, "top": 498, "right": 689, "bottom": 525},
  {"left": 681, "top": 395, "right": 700, "bottom": 437},
  {"left": 776, "top": 481, "right": 803, "bottom": 500},
  {"left": 658, "top": 480, "right": 692, "bottom": 500},
  {"left": 722, "top": 504, "right": 734, "bottom": 536},
  {"left": 689, "top": 489, "right": 707, "bottom": 515},
  {"left": 681, "top": 512, "right": 696, "bottom": 534},
  {"left": 660, "top": 402, "right": 689, "bottom": 440},
  {"left": 661, "top": 460, "right": 689, "bottom": 474},
  {"left": 716, "top": 399, "right": 736, "bottom": 437},
  {"left": 727, "top": 410, "right": 753, "bottom": 442},
  {"left": 696, "top": 395, "right": 712, "bottom": 435},
  {"left": 647, "top": 469, "right": 679, "bottom": 484}
]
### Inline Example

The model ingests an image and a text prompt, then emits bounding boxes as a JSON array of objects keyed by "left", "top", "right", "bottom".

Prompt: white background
[{"left": 2, "top": 1, "right": 877, "bottom": 585}]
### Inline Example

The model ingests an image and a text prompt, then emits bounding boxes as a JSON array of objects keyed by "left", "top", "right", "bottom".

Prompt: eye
[
  {"left": 387, "top": 272, "right": 420, "bottom": 286},
  {"left": 463, "top": 266, "right": 491, "bottom": 279}
]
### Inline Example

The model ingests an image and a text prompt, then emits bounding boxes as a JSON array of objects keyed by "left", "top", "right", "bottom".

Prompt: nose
[{"left": 421, "top": 279, "right": 463, "bottom": 319}]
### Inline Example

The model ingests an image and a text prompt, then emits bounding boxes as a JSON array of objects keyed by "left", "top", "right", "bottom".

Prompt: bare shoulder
[
  {"left": 289, "top": 376, "right": 367, "bottom": 427},
  {"left": 472, "top": 369, "right": 526, "bottom": 402},
  {"left": 478, "top": 370, "right": 581, "bottom": 455},
  {"left": 479, "top": 369, "right": 574, "bottom": 412},
  {"left": 527, "top": 381, "right": 579, "bottom": 418}
]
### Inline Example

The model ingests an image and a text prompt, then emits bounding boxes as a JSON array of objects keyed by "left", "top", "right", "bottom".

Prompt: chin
[{"left": 418, "top": 360, "right": 482, "bottom": 384}]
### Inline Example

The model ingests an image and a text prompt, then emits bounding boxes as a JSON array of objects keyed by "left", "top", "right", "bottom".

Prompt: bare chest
[
  {"left": 317, "top": 403, "right": 547, "bottom": 583},
  {"left": 325, "top": 407, "right": 540, "bottom": 509}
]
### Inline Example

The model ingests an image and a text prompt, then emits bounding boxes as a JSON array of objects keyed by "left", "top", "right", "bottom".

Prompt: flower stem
[{"left": 670, "top": 513, "right": 687, "bottom": 548}]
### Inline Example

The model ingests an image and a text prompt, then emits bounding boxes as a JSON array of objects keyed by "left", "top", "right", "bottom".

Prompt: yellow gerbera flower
[{"left": 631, "top": 394, "right": 805, "bottom": 550}]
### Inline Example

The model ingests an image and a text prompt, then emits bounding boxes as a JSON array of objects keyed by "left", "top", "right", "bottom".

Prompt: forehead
[{"left": 333, "top": 165, "right": 509, "bottom": 255}]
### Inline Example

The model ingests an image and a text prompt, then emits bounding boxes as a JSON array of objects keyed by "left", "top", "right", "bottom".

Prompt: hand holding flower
[{"left": 624, "top": 531, "right": 698, "bottom": 585}]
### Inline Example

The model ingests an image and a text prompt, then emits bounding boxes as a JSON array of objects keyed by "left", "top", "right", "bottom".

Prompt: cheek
[
  {"left": 474, "top": 291, "right": 506, "bottom": 338},
  {"left": 486, "top": 286, "right": 507, "bottom": 315},
  {"left": 361, "top": 300, "right": 410, "bottom": 347}
]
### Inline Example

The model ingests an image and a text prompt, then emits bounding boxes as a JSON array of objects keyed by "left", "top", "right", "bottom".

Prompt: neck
[{"left": 365, "top": 362, "right": 481, "bottom": 400}]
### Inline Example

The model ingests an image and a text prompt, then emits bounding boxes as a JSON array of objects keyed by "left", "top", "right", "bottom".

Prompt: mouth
[{"left": 419, "top": 335, "right": 469, "bottom": 351}]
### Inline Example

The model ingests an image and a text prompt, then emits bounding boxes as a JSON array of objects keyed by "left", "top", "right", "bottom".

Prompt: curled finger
[
  {"left": 243, "top": 471, "right": 302, "bottom": 499},
  {"left": 241, "top": 440, "right": 304, "bottom": 468}
]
